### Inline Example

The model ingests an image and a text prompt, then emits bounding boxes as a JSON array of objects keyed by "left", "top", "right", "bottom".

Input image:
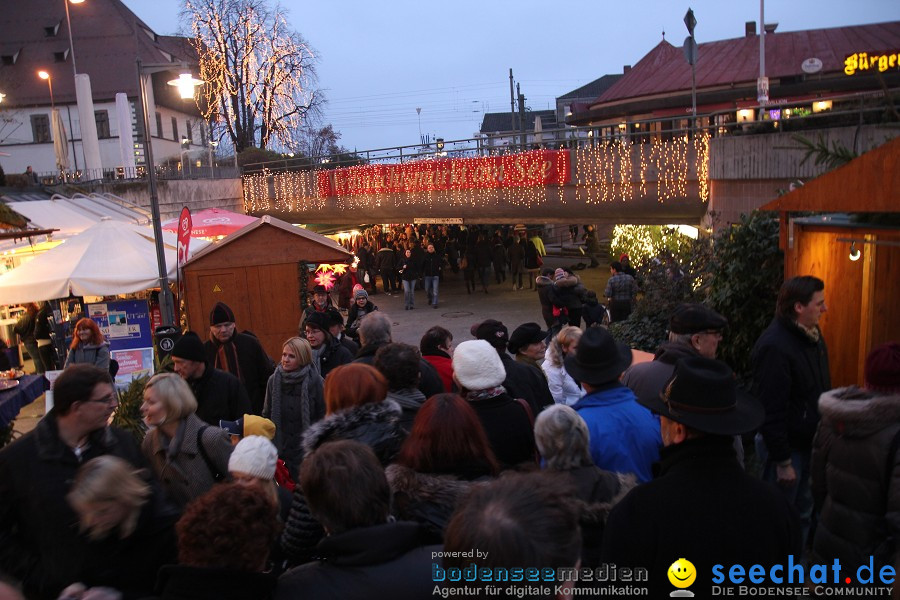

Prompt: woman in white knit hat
[{"left": 452, "top": 340, "right": 537, "bottom": 469}]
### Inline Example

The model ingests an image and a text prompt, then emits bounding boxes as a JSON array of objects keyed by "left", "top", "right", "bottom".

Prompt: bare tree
[{"left": 184, "top": 0, "right": 322, "bottom": 152}]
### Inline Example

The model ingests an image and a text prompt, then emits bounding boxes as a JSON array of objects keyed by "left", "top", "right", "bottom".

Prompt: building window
[
  {"left": 171, "top": 117, "right": 178, "bottom": 141},
  {"left": 54, "top": 49, "right": 69, "bottom": 62},
  {"left": 155, "top": 112, "right": 162, "bottom": 138},
  {"left": 44, "top": 23, "right": 60, "bottom": 37},
  {"left": 95, "top": 110, "right": 110, "bottom": 139},
  {"left": 2, "top": 50, "right": 20, "bottom": 65},
  {"left": 31, "top": 114, "right": 51, "bottom": 143},
  {"left": 186, "top": 120, "right": 193, "bottom": 144}
]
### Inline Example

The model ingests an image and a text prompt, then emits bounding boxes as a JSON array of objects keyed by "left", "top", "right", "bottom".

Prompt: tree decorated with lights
[{"left": 185, "top": 0, "right": 321, "bottom": 152}]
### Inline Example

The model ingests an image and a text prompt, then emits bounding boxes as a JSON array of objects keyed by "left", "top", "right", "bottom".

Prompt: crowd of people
[{"left": 0, "top": 264, "right": 898, "bottom": 600}]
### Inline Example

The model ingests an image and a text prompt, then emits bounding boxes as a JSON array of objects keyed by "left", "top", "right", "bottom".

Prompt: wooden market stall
[
  {"left": 181, "top": 215, "right": 353, "bottom": 360},
  {"left": 761, "top": 136, "right": 900, "bottom": 387}
]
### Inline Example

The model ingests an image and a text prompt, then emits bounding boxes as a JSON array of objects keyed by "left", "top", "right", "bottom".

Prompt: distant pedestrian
[{"left": 604, "top": 261, "right": 637, "bottom": 323}]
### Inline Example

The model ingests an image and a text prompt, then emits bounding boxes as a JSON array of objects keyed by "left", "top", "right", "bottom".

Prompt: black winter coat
[
  {"left": 752, "top": 317, "right": 831, "bottom": 461},
  {"left": 811, "top": 387, "right": 900, "bottom": 570},
  {"left": 318, "top": 336, "right": 354, "bottom": 379},
  {"left": 189, "top": 365, "right": 252, "bottom": 425},
  {"left": 499, "top": 351, "right": 553, "bottom": 416},
  {"left": 205, "top": 331, "right": 275, "bottom": 416},
  {"left": 601, "top": 436, "right": 800, "bottom": 596},
  {"left": 276, "top": 522, "right": 439, "bottom": 600},
  {"left": 467, "top": 390, "right": 537, "bottom": 469},
  {"left": 0, "top": 416, "right": 148, "bottom": 600},
  {"left": 474, "top": 239, "right": 493, "bottom": 269},
  {"left": 535, "top": 276, "right": 555, "bottom": 328}
]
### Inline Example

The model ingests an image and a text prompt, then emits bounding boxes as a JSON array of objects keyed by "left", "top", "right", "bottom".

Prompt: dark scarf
[
  {"left": 466, "top": 386, "right": 506, "bottom": 402},
  {"left": 270, "top": 364, "right": 313, "bottom": 451},
  {"left": 210, "top": 331, "right": 242, "bottom": 381}
]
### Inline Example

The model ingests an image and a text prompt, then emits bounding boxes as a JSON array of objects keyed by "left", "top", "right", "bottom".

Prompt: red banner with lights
[{"left": 316, "top": 149, "right": 570, "bottom": 197}]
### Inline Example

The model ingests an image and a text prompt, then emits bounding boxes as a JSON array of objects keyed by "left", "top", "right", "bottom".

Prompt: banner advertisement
[{"left": 87, "top": 299, "right": 154, "bottom": 385}]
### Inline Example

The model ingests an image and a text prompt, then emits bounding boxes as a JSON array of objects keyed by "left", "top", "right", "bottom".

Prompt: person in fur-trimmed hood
[
  {"left": 547, "top": 267, "right": 585, "bottom": 328},
  {"left": 811, "top": 341, "right": 900, "bottom": 571}
]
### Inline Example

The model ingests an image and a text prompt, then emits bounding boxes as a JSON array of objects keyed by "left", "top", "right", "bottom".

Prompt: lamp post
[
  {"left": 208, "top": 140, "right": 218, "bottom": 175},
  {"left": 180, "top": 137, "right": 190, "bottom": 178},
  {"left": 135, "top": 59, "right": 203, "bottom": 328},
  {"left": 64, "top": 0, "right": 83, "bottom": 77},
  {"left": 38, "top": 71, "right": 55, "bottom": 109}
]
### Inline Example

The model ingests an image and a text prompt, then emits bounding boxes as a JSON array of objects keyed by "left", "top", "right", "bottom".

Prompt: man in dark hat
[
  {"left": 303, "top": 311, "right": 353, "bottom": 379},
  {"left": 324, "top": 307, "right": 359, "bottom": 357},
  {"left": 301, "top": 285, "right": 335, "bottom": 328},
  {"left": 566, "top": 327, "right": 659, "bottom": 482},
  {"left": 172, "top": 331, "right": 251, "bottom": 425},
  {"left": 601, "top": 357, "right": 800, "bottom": 596},
  {"left": 623, "top": 303, "right": 727, "bottom": 406},
  {"left": 474, "top": 319, "right": 553, "bottom": 416},
  {"left": 204, "top": 301, "right": 274, "bottom": 416}
]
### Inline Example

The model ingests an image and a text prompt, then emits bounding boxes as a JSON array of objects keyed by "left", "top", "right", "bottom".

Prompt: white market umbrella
[
  {"left": 51, "top": 109, "right": 70, "bottom": 172},
  {"left": 0, "top": 217, "right": 210, "bottom": 305},
  {"left": 533, "top": 115, "right": 544, "bottom": 146}
]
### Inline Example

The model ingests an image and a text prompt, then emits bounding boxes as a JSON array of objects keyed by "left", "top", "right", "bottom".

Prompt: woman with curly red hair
[{"left": 64, "top": 318, "right": 110, "bottom": 371}]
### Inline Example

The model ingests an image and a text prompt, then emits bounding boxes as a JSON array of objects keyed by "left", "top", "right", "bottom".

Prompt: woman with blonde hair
[
  {"left": 542, "top": 326, "right": 584, "bottom": 406},
  {"left": 64, "top": 317, "right": 110, "bottom": 371},
  {"left": 140, "top": 373, "right": 233, "bottom": 509},
  {"left": 263, "top": 336, "right": 324, "bottom": 479},
  {"left": 63, "top": 455, "right": 178, "bottom": 599}
]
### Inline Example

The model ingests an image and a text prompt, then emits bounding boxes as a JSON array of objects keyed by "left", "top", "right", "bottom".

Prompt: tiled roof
[
  {"left": 480, "top": 110, "right": 558, "bottom": 134},
  {"left": 592, "top": 21, "right": 900, "bottom": 107},
  {"left": 0, "top": 0, "right": 197, "bottom": 108},
  {"left": 558, "top": 74, "right": 623, "bottom": 101}
]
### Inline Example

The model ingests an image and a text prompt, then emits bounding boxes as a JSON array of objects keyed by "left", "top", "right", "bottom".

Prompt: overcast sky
[{"left": 123, "top": 0, "right": 899, "bottom": 152}]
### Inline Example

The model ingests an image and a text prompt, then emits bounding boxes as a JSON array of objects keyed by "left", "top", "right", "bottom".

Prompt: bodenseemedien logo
[{"left": 668, "top": 558, "right": 696, "bottom": 597}]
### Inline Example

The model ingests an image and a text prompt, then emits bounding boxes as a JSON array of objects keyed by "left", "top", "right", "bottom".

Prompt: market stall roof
[
  {"left": 161, "top": 207, "right": 258, "bottom": 238},
  {"left": 185, "top": 214, "right": 353, "bottom": 267},
  {"left": 0, "top": 218, "right": 210, "bottom": 305}
]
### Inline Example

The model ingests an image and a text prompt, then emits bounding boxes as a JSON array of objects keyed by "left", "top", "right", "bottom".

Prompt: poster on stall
[{"left": 87, "top": 300, "right": 155, "bottom": 385}]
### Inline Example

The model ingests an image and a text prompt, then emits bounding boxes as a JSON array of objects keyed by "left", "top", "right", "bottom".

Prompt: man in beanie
[
  {"left": 810, "top": 341, "right": 900, "bottom": 573},
  {"left": 566, "top": 327, "right": 659, "bottom": 482},
  {"left": 623, "top": 303, "right": 728, "bottom": 406},
  {"left": 752, "top": 275, "right": 830, "bottom": 545},
  {"left": 204, "top": 301, "right": 274, "bottom": 416},
  {"left": 602, "top": 357, "right": 799, "bottom": 596},
  {"left": 303, "top": 311, "right": 353, "bottom": 380},
  {"left": 474, "top": 319, "right": 552, "bottom": 416},
  {"left": 172, "top": 331, "right": 250, "bottom": 425},
  {"left": 453, "top": 339, "right": 536, "bottom": 468}
]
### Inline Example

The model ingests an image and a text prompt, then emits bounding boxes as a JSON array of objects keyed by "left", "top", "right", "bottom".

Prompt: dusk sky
[{"left": 122, "top": 0, "right": 899, "bottom": 152}]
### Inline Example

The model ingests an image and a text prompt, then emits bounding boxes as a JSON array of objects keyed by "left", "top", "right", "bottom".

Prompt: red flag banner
[
  {"left": 175, "top": 207, "right": 192, "bottom": 303},
  {"left": 317, "top": 149, "right": 570, "bottom": 197}
]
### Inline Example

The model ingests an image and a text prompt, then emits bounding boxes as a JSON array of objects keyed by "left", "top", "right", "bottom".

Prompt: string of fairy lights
[{"left": 242, "top": 133, "right": 711, "bottom": 213}]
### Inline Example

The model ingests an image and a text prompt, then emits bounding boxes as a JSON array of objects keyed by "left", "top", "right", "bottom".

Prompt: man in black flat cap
[
  {"left": 474, "top": 319, "right": 553, "bottom": 416},
  {"left": 204, "top": 301, "right": 274, "bottom": 416},
  {"left": 622, "top": 303, "right": 727, "bottom": 406},
  {"left": 508, "top": 322, "right": 548, "bottom": 373},
  {"left": 566, "top": 327, "right": 659, "bottom": 483},
  {"left": 601, "top": 357, "right": 800, "bottom": 597}
]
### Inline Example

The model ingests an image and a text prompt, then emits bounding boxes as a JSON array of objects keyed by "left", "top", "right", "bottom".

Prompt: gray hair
[
  {"left": 534, "top": 404, "right": 593, "bottom": 470},
  {"left": 667, "top": 331, "right": 694, "bottom": 346},
  {"left": 359, "top": 311, "right": 392, "bottom": 346}
]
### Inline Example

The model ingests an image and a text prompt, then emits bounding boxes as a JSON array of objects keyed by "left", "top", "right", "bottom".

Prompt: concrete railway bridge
[{"left": 241, "top": 121, "right": 897, "bottom": 229}]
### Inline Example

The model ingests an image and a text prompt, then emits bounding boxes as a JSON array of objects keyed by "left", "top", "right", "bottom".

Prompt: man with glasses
[
  {"left": 622, "top": 303, "right": 728, "bottom": 406},
  {"left": 204, "top": 302, "right": 274, "bottom": 416},
  {"left": 0, "top": 365, "right": 148, "bottom": 599}
]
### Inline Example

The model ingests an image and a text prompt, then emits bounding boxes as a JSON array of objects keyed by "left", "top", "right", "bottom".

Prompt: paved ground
[{"left": 9, "top": 254, "right": 611, "bottom": 438}]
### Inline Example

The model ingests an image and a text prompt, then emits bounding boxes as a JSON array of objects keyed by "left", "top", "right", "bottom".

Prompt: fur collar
[
  {"left": 386, "top": 464, "right": 480, "bottom": 510},
  {"left": 818, "top": 387, "right": 900, "bottom": 437},
  {"left": 301, "top": 399, "right": 402, "bottom": 456}
]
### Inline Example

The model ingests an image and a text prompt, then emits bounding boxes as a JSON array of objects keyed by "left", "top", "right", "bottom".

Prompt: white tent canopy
[{"left": 0, "top": 218, "right": 210, "bottom": 305}]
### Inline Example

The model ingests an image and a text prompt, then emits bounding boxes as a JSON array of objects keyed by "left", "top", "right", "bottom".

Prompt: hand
[{"left": 775, "top": 463, "right": 797, "bottom": 487}]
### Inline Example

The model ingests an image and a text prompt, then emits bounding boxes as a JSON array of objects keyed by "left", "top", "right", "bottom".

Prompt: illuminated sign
[
  {"left": 844, "top": 51, "right": 900, "bottom": 75},
  {"left": 317, "top": 149, "right": 570, "bottom": 197}
]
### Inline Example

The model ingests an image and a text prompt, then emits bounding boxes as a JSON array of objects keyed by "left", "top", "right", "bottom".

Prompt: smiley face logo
[{"left": 668, "top": 558, "right": 696, "bottom": 589}]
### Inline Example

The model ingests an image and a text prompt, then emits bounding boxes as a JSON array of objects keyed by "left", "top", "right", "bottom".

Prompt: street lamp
[
  {"left": 136, "top": 59, "right": 204, "bottom": 327},
  {"left": 208, "top": 140, "right": 218, "bottom": 174},
  {"left": 38, "top": 71, "right": 54, "bottom": 109},
  {"left": 168, "top": 73, "right": 203, "bottom": 100}
]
